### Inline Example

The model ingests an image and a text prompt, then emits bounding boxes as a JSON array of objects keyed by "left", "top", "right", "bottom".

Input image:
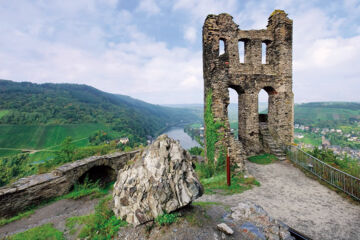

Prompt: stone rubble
[
  {"left": 231, "top": 201, "right": 294, "bottom": 240},
  {"left": 113, "top": 134, "right": 203, "bottom": 226},
  {"left": 217, "top": 223, "right": 234, "bottom": 235}
]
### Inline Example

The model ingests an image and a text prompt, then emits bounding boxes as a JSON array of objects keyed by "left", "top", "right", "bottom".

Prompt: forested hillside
[{"left": 0, "top": 80, "right": 198, "bottom": 139}]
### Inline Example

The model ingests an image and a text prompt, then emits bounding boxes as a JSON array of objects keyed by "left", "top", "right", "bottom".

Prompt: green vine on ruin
[{"left": 204, "top": 90, "right": 225, "bottom": 168}]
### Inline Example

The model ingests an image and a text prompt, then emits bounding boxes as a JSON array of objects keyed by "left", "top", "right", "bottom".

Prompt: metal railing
[{"left": 284, "top": 145, "right": 360, "bottom": 201}]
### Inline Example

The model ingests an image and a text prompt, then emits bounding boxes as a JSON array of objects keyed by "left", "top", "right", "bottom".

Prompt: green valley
[{"left": 0, "top": 80, "right": 200, "bottom": 185}]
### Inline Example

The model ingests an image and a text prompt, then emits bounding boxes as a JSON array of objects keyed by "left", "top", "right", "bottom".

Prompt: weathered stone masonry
[
  {"left": 0, "top": 150, "right": 139, "bottom": 218},
  {"left": 203, "top": 10, "right": 294, "bottom": 169}
]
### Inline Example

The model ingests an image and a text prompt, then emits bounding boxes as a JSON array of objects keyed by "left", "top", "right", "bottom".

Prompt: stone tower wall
[{"left": 202, "top": 11, "right": 293, "bottom": 169}]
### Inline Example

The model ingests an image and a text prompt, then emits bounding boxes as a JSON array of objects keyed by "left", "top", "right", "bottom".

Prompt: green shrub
[
  {"left": 10, "top": 223, "right": 64, "bottom": 240},
  {"left": 188, "top": 146, "right": 204, "bottom": 156},
  {"left": 309, "top": 148, "right": 360, "bottom": 178},
  {"left": 0, "top": 153, "right": 36, "bottom": 187},
  {"left": 61, "top": 178, "right": 111, "bottom": 200},
  {"left": 155, "top": 212, "right": 179, "bottom": 226},
  {"left": 196, "top": 162, "right": 215, "bottom": 179}
]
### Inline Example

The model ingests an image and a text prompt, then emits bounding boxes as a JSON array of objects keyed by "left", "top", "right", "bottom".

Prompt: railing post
[{"left": 226, "top": 147, "right": 231, "bottom": 186}]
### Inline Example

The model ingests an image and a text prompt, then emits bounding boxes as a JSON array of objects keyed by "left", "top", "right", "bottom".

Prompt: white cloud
[
  {"left": 184, "top": 27, "right": 196, "bottom": 43},
  {"left": 136, "top": 0, "right": 161, "bottom": 15},
  {"left": 0, "top": 0, "right": 359, "bottom": 105},
  {"left": 173, "top": 0, "right": 238, "bottom": 21}
]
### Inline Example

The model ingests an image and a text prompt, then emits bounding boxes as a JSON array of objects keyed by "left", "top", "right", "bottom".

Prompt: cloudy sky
[{"left": 0, "top": 0, "right": 359, "bottom": 104}]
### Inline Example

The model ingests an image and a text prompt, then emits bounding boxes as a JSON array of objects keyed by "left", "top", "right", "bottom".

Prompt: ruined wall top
[{"left": 202, "top": 10, "right": 292, "bottom": 79}]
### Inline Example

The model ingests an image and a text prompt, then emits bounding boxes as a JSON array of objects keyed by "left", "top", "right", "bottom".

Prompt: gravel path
[{"left": 198, "top": 160, "right": 360, "bottom": 240}]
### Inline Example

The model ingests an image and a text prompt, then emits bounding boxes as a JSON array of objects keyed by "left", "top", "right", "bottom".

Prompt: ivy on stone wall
[
  {"left": 204, "top": 90, "right": 227, "bottom": 177},
  {"left": 204, "top": 89, "right": 217, "bottom": 165},
  {"left": 205, "top": 90, "right": 226, "bottom": 165}
]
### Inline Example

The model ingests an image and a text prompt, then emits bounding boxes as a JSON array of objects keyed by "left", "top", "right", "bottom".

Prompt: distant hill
[
  {"left": 0, "top": 80, "right": 199, "bottom": 155},
  {"left": 171, "top": 102, "right": 360, "bottom": 128},
  {"left": 0, "top": 80, "right": 198, "bottom": 125},
  {"left": 165, "top": 102, "right": 269, "bottom": 122},
  {"left": 294, "top": 102, "right": 360, "bottom": 127}
]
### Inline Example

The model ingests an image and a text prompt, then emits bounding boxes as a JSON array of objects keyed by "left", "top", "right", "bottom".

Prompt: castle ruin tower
[{"left": 202, "top": 10, "right": 293, "bottom": 170}]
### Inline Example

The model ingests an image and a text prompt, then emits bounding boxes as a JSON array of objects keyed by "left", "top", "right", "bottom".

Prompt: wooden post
[{"left": 227, "top": 147, "right": 231, "bottom": 186}]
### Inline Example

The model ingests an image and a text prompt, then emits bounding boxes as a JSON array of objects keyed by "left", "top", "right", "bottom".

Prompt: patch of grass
[
  {"left": 155, "top": 212, "right": 179, "bottom": 226},
  {"left": 0, "top": 209, "right": 35, "bottom": 226},
  {"left": 66, "top": 214, "right": 91, "bottom": 236},
  {"left": 248, "top": 153, "right": 277, "bottom": 164},
  {"left": 65, "top": 195, "right": 127, "bottom": 239},
  {"left": 192, "top": 201, "right": 221, "bottom": 207},
  {"left": 200, "top": 172, "right": 260, "bottom": 195},
  {"left": 10, "top": 223, "right": 65, "bottom": 240}
]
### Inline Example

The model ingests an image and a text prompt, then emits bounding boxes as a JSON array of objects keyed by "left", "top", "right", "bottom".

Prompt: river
[{"left": 162, "top": 127, "right": 200, "bottom": 149}]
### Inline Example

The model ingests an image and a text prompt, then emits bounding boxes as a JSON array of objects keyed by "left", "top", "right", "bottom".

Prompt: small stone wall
[{"left": 0, "top": 150, "right": 139, "bottom": 218}]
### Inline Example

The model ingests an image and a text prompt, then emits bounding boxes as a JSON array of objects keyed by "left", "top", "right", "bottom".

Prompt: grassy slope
[
  {"left": 0, "top": 123, "right": 124, "bottom": 161},
  {"left": 0, "top": 124, "right": 111, "bottom": 149},
  {"left": 294, "top": 102, "right": 360, "bottom": 125}
]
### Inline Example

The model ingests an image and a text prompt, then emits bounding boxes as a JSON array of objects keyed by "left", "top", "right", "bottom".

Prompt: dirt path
[
  {"left": 0, "top": 197, "right": 99, "bottom": 238},
  {"left": 198, "top": 160, "right": 360, "bottom": 240}
]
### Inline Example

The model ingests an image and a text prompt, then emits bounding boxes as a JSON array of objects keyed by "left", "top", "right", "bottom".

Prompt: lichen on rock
[{"left": 113, "top": 134, "right": 203, "bottom": 225}]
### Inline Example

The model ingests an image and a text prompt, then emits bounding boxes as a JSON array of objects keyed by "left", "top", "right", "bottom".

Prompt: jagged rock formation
[
  {"left": 231, "top": 201, "right": 294, "bottom": 240},
  {"left": 202, "top": 10, "right": 293, "bottom": 168},
  {"left": 113, "top": 135, "right": 203, "bottom": 226}
]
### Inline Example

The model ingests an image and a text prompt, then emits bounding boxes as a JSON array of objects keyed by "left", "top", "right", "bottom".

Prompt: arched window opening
[
  {"left": 219, "top": 39, "right": 225, "bottom": 55},
  {"left": 228, "top": 87, "right": 238, "bottom": 139},
  {"left": 261, "top": 42, "right": 267, "bottom": 64},
  {"left": 238, "top": 41, "right": 245, "bottom": 63},
  {"left": 78, "top": 165, "right": 116, "bottom": 188}
]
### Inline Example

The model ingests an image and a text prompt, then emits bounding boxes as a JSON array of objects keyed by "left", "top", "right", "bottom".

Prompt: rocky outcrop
[
  {"left": 113, "top": 135, "right": 203, "bottom": 225},
  {"left": 231, "top": 201, "right": 294, "bottom": 240}
]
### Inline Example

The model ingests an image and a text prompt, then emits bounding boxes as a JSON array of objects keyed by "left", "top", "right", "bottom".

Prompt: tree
[{"left": 55, "top": 137, "right": 75, "bottom": 164}]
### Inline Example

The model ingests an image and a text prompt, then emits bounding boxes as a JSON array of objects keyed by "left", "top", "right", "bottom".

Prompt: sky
[{"left": 0, "top": 0, "right": 359, "bottom": 104}]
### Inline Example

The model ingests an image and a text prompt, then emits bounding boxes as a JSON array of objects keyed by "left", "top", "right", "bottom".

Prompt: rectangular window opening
[
  {"left": 238, "top": 41, "right": 245, "bottom": 63},
  {"left": 219, "top": 39, "right": 225, "bottom": 55},
  {"left": 262, "top": 42, "right": 267, "bottom": 64}
]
